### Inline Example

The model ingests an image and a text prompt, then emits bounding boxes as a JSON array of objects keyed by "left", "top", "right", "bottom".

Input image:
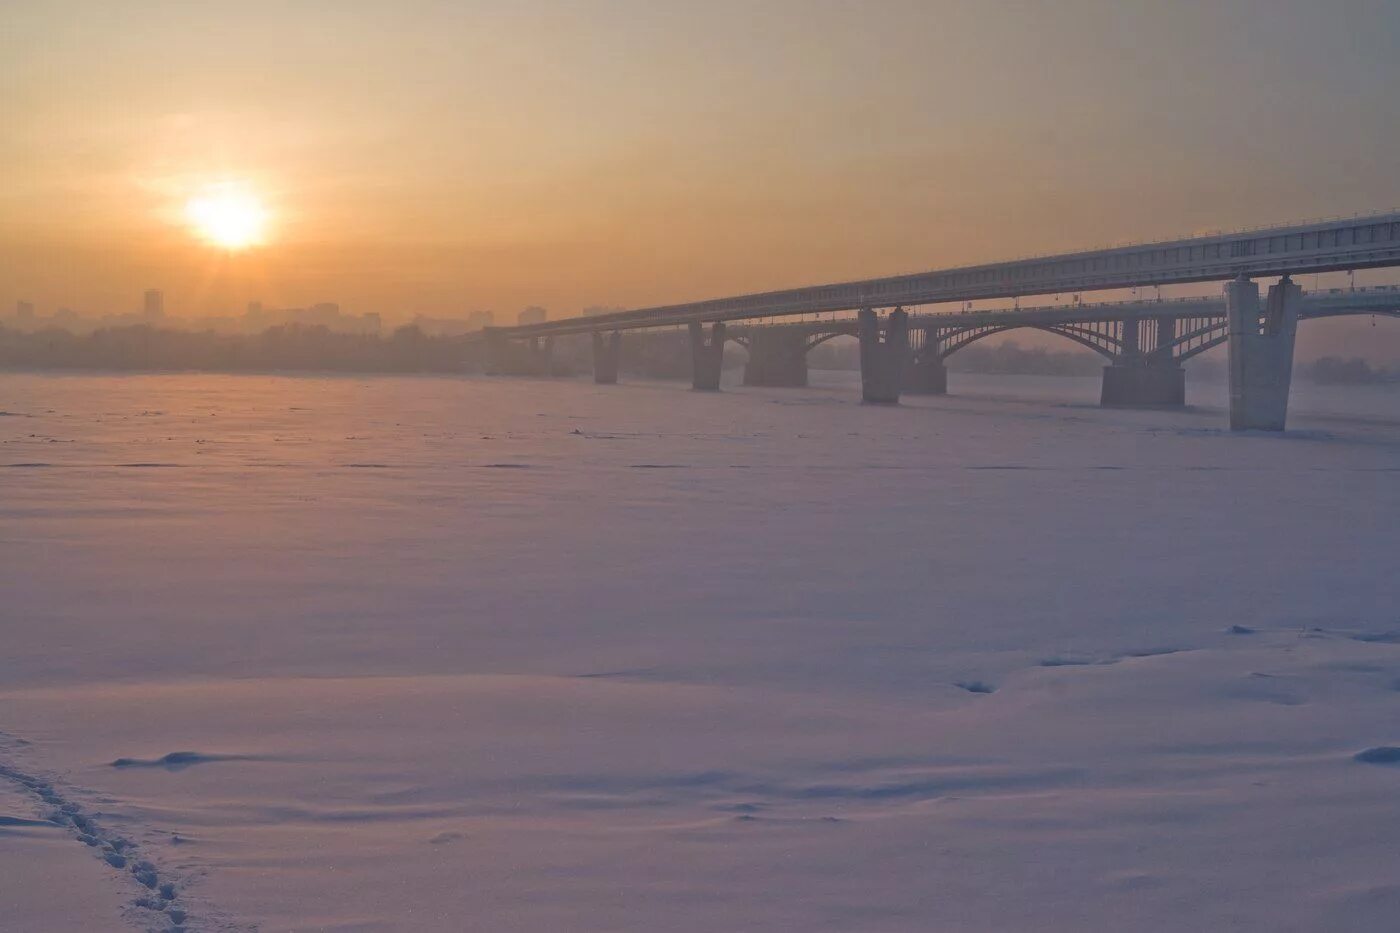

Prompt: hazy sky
[{"left": 5, "top": 1, "right": 1400, "bottom": 320}]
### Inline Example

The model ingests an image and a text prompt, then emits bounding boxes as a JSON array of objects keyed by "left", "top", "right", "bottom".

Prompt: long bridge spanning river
[{"left": 479, "top": 213, "right": 1400, "bottom": 429}]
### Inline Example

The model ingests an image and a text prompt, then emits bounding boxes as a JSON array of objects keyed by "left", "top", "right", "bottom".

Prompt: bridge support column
[
  {"left": 1226, "top": 276, "right": 1300, "bottom": 431},
  {"left": 1154, "top": 315, "right": 1175, "bottom": 352},
  {"left": 904, "top": 354, "right": 948, "bottom": 395},
  {"left": 592, "top": 331, "right": 621, "bottom": 384},
  {"left": 533, "top": 337, "right": 554, "bottom": 376},
  {"left": 484, "top": 330, "right": 553, "bottom": 376},
  {"left": 1120, "top": 317, "right": 1140, "bottom": 359},
  {"left": 742, "top": 329, "right": 808, "bottom": 387},
  {"left": 484, "top": 329, "right": 507, "bottom": 376},
  {"left": 689, "top": 321, "right": 726, "bottom": 391},
  {"left": 858, "top": 308, "right": 909, "bottom": 404},
  {"left": 1100, "top": 361, "right": 1185, "bottom": 408}
]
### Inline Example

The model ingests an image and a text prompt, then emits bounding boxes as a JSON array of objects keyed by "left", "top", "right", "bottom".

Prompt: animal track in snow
[{"left": 0, "top": 761, "right": 195, "bottom": 931}]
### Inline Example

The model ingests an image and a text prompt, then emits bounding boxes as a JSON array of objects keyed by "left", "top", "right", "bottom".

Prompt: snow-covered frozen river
[{"left": 2, "top": 370, "right": 1399, "bottom": 932}]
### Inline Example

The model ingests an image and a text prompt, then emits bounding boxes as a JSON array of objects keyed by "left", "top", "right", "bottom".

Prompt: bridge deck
[
  {"left": 489, "top": 214, "right": 1400, "bottom": 340},
  {"left": 722, "top": 287, "right": 1400, "bottom": 334},
  {"left": 487, "top": 287, "right": 1400, "bottom": 343}
]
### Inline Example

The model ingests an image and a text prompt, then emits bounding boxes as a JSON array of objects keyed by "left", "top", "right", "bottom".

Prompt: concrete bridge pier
[
  {"left": 743, "top": 329, "right": 808, "bottom": 387},
  {"left": 592, "top": 331, "right": 621, "bottom": 384},
  {"left": 484, "top": 330, "right": 553, "bottom": 376},
  {"left": 1226, "top": 276, "right": 1300, "bottom": 430},
  {"left": 858, "top": 308, "right": 909, "bottom": 404},
  {"left": 483, "top": 329, "right": 508, "bottom": 376},
  {"left": 1100, "top": 361, "right": 1186, "bottom": 407},
  {"left": 689, "top": 321, "right": 727, "bottom": 391},
  {"left": 529, "top": 337, "right": 553, "bottom": 375},
  {"left": 1099, "top": 315, "right": 1185, "bottom": 408},
  {"left": 903, "top": 353, "right": 948, "bottom": 395}
]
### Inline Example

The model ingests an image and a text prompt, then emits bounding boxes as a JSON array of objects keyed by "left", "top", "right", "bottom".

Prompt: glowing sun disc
[{"left": 185, "top": 185, "right": 269, "bottom": 250}]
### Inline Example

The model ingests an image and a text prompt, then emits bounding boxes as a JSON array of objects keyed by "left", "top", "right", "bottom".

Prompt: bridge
[
  {"left": 727, "top": 288, "right": 1400, "bottom": 406},
  {"left": 480, "top": 212, "right": 1400, "bottom": 429}
]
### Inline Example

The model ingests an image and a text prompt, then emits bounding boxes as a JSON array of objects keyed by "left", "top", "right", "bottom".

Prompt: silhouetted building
[
  {"left": 518, "top": 306, "right": 548, "bottom": 326},
  {"left": 241, "top": 301, "right": 379, "bottom": 335},
  {"left": 305, "top": 302, "right": 341, "bottom": 324},
  {"left": 143, "top": 289, "right": 164, "bottom": 320},
  {"left": 412, "top": 311, "right": 493, "bottom": 336},
  {"left": 16, "top": 300, "right": 35, "bottom": 323}
]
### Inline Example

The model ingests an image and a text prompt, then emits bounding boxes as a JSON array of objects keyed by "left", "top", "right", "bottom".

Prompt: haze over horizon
[
  {"left": 6, "top": 6, "right": 1400, "bottom": 932},
  {"left": 5, "top": 1, "right": 1400, "bottom": 324}
]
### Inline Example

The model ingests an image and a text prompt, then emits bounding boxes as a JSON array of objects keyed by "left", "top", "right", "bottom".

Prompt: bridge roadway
[
  {"left": 726, "top": 286, "right": 1400, "bottom": 340},
  {"left": 489, "top": 212, "right": 1400, "bottom": 340}
]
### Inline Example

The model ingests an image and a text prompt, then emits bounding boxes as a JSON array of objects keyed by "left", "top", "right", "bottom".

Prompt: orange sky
[{"left": 5, "top": 1, "right": 1400, "bottom": 326}]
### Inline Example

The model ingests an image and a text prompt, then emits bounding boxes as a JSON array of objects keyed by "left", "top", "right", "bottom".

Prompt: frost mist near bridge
[{"left": 6, "top": 1, "right": 1400, "bottom": 930}]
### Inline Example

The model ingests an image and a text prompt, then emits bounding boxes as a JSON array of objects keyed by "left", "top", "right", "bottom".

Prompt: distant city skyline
[
  {"left": 5, "top": 2, "right": 1400, "bottom": 354},
  {"left": 9, "top": 278, "right": 1400, "bottom": 365},
  {"left": 6, "top": 7, "right": 1400, "bottom": 932}
]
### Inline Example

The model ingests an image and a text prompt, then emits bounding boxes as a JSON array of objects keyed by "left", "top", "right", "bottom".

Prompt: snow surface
[{"left": 2, "top": 369, "right": 1399, "bottom": 932}]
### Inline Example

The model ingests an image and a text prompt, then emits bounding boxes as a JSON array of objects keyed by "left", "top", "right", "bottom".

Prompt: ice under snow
[{"left": 1, "top": 370, "right": 1399, "bottom": 932}]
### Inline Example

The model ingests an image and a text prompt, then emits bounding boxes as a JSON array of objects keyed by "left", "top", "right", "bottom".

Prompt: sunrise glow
[{"left": 184, "top": 184, "right": 269, "bottom": 251}]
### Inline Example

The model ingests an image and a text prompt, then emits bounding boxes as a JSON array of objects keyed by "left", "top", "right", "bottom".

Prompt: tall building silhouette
[{"left": 143, "top": 289, "right": 164, "bottom": 320}]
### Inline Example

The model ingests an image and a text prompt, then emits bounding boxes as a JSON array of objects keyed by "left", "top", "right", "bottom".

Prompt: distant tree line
[
  {"left": 943, "top": 340, "right": 1103, "bottom": 376},
  {"left": 0, "top": 324, "right": 479, "bottom": 374},
  {"left": 0, "top": 324, "right": 720, "bottom": 380},
  {"left": 1303, "top": 356, "right": 1398, "bottom": 385},
  {"left": 807, "top": 337, "right": 1102, "bottom": 376},
  {"left": 5, "top": 323, "right": 1390, "bottom": 385}
]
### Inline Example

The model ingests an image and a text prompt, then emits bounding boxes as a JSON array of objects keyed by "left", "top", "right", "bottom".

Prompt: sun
[{"left": 184, "top": 183, "right": 270, "bottom": 251}]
